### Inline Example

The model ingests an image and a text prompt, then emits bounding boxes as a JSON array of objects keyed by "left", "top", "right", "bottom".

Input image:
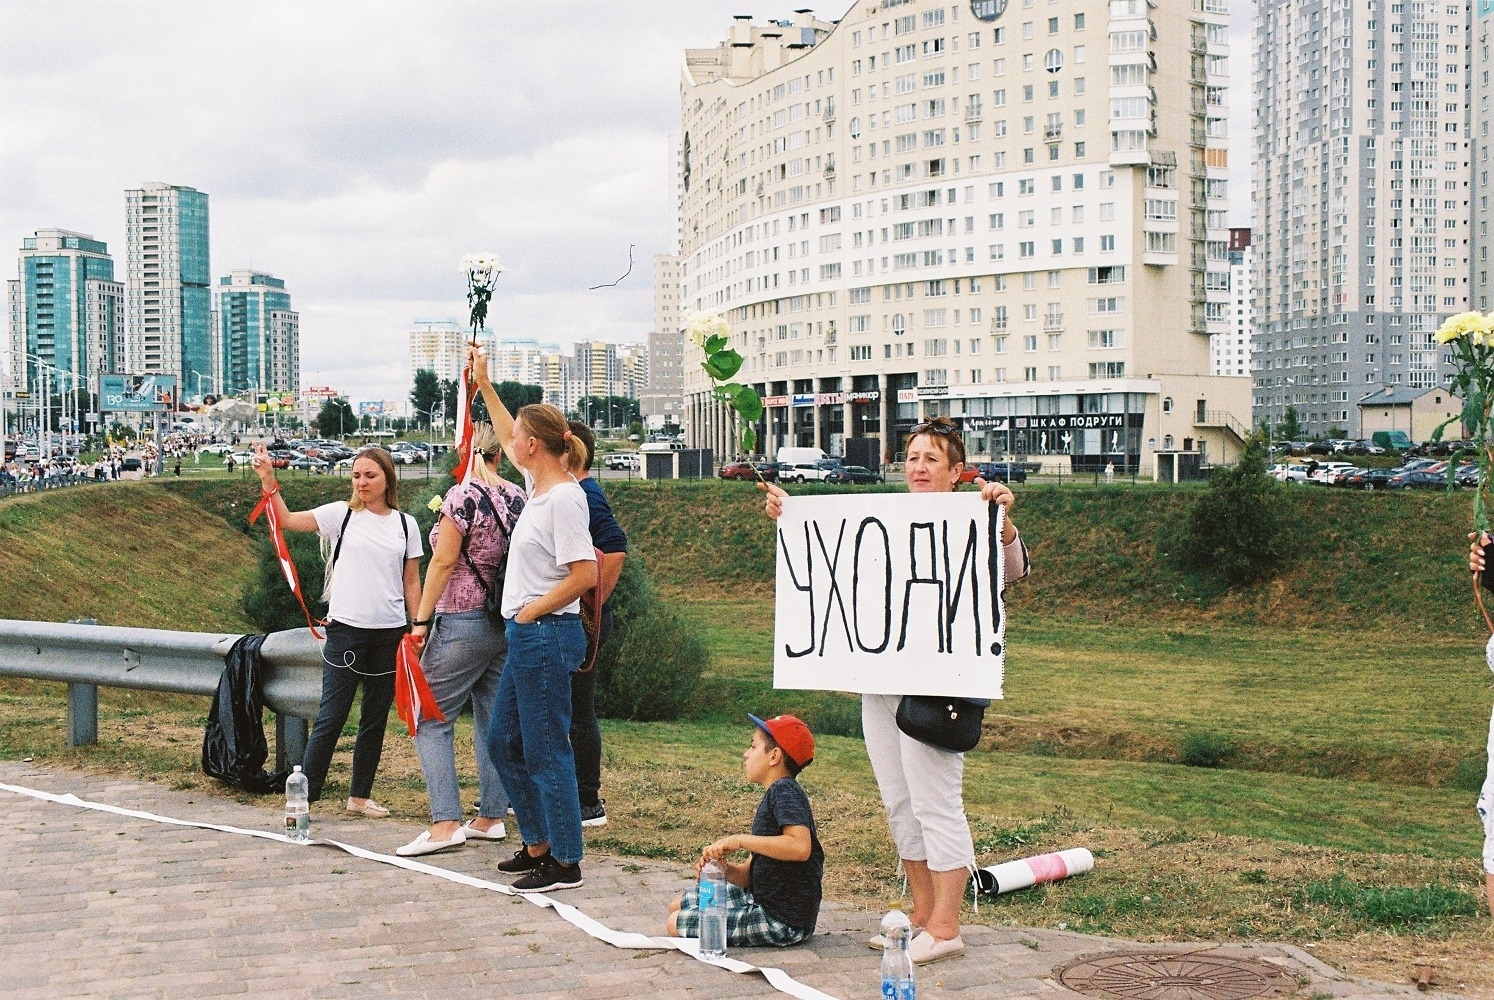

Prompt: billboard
[
  {"left": 101, "top": 374, "right": 177, "bottom": 412},
  {"left": 358, "top": 401, "right": 386, "bottom": 416}
]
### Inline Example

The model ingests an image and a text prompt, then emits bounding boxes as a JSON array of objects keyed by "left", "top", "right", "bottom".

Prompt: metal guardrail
[{"left": 0, "top": 621, "right": 323, "bottom": 771}]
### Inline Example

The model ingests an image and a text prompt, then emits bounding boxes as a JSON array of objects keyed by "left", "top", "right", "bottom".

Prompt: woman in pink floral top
[{"left": 397, "top": 423, "right": 526, "bottom": 858}]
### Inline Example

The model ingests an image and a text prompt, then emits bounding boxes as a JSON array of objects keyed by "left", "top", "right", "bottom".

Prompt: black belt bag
[{"left": 895, "top": 695, "right": 989, "bottom": 753}]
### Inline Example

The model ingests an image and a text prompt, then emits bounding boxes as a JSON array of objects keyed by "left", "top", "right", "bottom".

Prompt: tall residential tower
[
  {"left": 679, "top": 2, "right": 1249, "bottom": 471},
  {"left": 1253, "top": 0, "right": 1470, "bottom": 437},
  {"left": 124, "top": 182, "right": 212, "bottom": 388},
  {"left": 217, "top": 270, "right": 299, "bottom": 396},
  {"left": 7, "top": 229, "right": 122, "bottom": 396}
]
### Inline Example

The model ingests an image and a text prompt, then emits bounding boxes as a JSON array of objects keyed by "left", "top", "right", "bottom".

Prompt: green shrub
[
  {"left": 1170, "top": 434, "right": 1291, "bottom": 588},
  {"left": 241, "top": 534, "right": 326, "bottom": 633},
  {"left": 799, "top": 692, "right": 863, "bottom": 739},
  {"left": 596, "top": 555, "right": 707, "bottom": 721},
  {"left": 1179, "top": 730, "right": 1235, "bottom": 769}
]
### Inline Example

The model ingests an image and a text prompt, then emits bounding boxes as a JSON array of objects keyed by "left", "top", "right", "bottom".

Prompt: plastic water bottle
[
  {"left": 880, "top": 909, "right": 916, "bottom": 999},
  {"left": 698, "top": 858, "right": 728, "bottom": 957},
  {"left": 284, "top": 766, "right": 309, "bottom": 842}
]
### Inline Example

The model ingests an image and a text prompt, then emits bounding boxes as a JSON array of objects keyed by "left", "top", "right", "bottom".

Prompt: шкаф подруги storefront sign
[
  {"left": 959, "top": 412, "right": 1144, "bottom": 461},
  {"left": 960, "top": 414, "right": 1136, "bottom": 432}
]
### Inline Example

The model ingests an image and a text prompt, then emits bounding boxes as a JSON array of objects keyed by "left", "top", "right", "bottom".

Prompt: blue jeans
[
  {"left": 412, "top": 610, "right": 509, "bottom": 823},
  {"left": 488, "top": 614, "right": 586, "bottom": 865}
]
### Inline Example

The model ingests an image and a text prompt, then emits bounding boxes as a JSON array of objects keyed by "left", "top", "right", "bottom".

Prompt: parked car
[
  {"left": 782, "top": 462, "right": 833, "bottom": 483},
  {"left": 1455, "top": 464, "right": 1480, "bottom": 488},
  {"left": 718, "top": 461, "right": 777, "bottom": 482},
  {"left": 1268, "top": 463, "right": 1310, "bottom": 483},
  {"left": 1387, "top": 469, "right": 1448, "bottom": 490},
  {"left": 197, "top": 443, "right": 233, "bottom": 456},
  {"left": 958, "top": 461, "right": 1029, "bottom": 484},
  {"left": 1341, "top": 468, "right": 1400, "bottom": 490},
  {"left": 1307, "top": 462, "right": 1357, "bottom": 485},
  {"left": 824, "top": 465, "right": 884, "bottom": 485},
  {"left": 604, "top": 452, "right": 641, "bottom": 470},
  {"left": 1325, "top": 466, "right": 1366, "bottom": 487},
  {"left": 118, "top": 457, "right": 145, "bottom": 480},
  {"left": 287, "top": 454, "right": 328, "bottom": 471}
]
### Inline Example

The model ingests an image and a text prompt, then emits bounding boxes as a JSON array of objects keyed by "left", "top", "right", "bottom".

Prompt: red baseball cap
[{"left": 748, "top": 713, "right": 815, "bottom": 769}]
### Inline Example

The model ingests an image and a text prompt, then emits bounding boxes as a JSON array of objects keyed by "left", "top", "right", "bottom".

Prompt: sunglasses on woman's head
[{"left": 910, "top": 421, "right": 958, "bottom": 437}]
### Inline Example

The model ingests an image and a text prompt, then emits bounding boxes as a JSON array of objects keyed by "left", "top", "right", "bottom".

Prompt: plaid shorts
[{"left": 675, "top": 883, "right": 811, "bottom": 948}]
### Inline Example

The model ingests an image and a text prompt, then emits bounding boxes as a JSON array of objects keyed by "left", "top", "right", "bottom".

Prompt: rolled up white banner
[{"left": 975, "top": 847, "right": 1094, "bottom": 896}]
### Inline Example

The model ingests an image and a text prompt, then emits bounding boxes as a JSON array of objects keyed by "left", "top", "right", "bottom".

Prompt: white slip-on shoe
[
  {"left": 346, "top": 798, "right": 390, "bottom": 818},
  {"left": 461, "top": 819, "right": 507, "bottom": 841},
  {"left": 907, "top": 931, "right": 964, "bottom": 965},
  {"left": 395, "top": 829, "right": 466, "bottom": 857}
]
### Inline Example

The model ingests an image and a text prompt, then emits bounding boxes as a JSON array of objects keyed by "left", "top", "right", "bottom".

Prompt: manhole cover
[{"left": 1057, "top": 952, "right": 1299, "bottom": 1000}]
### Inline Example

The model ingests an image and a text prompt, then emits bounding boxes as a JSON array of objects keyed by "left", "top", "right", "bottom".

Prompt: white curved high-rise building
[{"left": 678, "top": 1, "right": 1250, "bottom": 473}]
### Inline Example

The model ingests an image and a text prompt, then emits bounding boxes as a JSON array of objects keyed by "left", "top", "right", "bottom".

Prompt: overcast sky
[{"left": 0, "top": 1, "right": 1254, "bottom": 404}]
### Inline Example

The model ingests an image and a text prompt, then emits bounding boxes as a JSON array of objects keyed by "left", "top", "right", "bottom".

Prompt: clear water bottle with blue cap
[{"left": 698, "top": 858, "right": 728, "bottom": 957}]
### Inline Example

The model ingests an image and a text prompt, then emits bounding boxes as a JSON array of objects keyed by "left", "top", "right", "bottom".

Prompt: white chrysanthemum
[
  {"left": 462, "top": 254, "right": 504, "bottom": 276},
  {"left": 1436, "top": 311, "right": 1493, "bottom": 345}
]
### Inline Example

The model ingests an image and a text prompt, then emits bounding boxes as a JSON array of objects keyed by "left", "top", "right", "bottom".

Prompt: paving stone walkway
[{"left": 0, "top": 760, "right": 1459, "bottom": 1000}]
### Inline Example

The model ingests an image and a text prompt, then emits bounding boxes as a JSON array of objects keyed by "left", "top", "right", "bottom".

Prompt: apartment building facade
[
  {"left": 679, "top": 1, "right": 1249, "bottom": 471},
  {"left": 1253, "top": 0, "right": 1470, "bottom": 438},
  {"left": 8, "top": 229, "right": 122, "bottom": 397},
  {"left": 124, "top": 182, "right": 212, "bottom": 389},
  {"left": 217, "top": 270, "right": 299, "bottom": 396}
]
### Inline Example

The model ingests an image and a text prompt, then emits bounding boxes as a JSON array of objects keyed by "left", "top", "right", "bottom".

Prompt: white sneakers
[
  {"left": 396, "top": 828, "right": 467, "bottom": 857},
  {"left": 460, "top": 819, "right": 507, "bottom": 841}
]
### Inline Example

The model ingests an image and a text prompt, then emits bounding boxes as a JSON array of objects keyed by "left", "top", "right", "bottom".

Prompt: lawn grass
[
  {"left": 681, "top": 598, "right": 1494, "bottom": 789},
  {"left": 2, "top": 478, "right": 1494, "bottom": 990}
]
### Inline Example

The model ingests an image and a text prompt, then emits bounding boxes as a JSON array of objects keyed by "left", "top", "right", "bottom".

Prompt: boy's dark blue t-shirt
[{"left": 748, "top": 776, "right": 823, "bottom": 933}]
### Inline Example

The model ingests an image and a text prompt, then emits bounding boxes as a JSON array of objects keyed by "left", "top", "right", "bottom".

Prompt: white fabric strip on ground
[{"left": 0, "top": 780, "right": 842, "bottom": 1000}]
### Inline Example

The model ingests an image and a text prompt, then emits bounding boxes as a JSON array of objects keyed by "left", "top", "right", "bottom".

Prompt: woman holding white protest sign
[{"left": 760, "top": 416, "right": 1028, "bottom": 964}]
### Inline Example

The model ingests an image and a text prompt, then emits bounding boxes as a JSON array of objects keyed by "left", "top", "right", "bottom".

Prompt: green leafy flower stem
[
  {"left": 686, "top": 309, "right": 765, "bottom": 463},
  {"left": 1432, "top": 311, "right": 1494, "bottom": 632},
  {"left": 462, "top": 254, "right": 504, "bottom": 345}
]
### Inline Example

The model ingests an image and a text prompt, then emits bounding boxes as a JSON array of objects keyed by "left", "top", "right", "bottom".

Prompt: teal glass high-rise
[
  {"left": 217, "top": 271, "right": 299, "bottom": 396},
  {"left": 7, "top": 229, "right": 123, "bottom": 398},
  {"left": 124, "top": 183, "right": 211, "bottom": 395}
]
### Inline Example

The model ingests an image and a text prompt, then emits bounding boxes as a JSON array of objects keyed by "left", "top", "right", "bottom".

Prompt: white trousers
[
  {"left": 1482, "top": 638, "right": 1494, "bottom": 874},
  {"left": 862, "top": 692, "right": 976, "bottom": 873}
]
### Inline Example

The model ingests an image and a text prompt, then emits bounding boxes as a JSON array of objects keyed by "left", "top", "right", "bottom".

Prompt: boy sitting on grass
[{"left": 666, "top": 713, "right": 824, "bottom": 947}]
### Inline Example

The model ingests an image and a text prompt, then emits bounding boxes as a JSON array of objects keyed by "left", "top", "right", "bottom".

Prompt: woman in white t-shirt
[
  {"left": 251, "top": 442, "right": 423, "bottom": 817},
  {"left": 484, "top": 403, "right": 598, "bottom": 893}
]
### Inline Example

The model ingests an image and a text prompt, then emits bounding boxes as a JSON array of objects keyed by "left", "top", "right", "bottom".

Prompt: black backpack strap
[{"left": 329, "top": 505, "right": 354, "bottom": 572}]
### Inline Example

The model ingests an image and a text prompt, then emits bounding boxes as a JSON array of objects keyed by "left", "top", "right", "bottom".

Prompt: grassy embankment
[{"left": 2, "top": 477, "right": 1493, "bottom": 989}]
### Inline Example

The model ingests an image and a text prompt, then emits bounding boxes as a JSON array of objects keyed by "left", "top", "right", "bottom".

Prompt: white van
[{"left": 775, "top": 446, "right": 828, "bottom": 467}]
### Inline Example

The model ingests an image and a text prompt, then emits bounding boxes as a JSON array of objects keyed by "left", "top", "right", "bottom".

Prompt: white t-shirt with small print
[{"left": 313, "top": 502, "right": 424, "bottom": 629}]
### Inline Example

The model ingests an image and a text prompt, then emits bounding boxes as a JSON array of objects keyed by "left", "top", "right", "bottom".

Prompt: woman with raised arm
[
  {"left": 251, "top": 442, "right": 423, "bottom": 817},
  {"left": 396, "top": 422, "right": 525, "bottom": 857},
  {"left": 482, "top": 398, "right": 598, "bottom": 892},
  {"left": 760, "top": 417, "right": 1029, "bottom": 964}
]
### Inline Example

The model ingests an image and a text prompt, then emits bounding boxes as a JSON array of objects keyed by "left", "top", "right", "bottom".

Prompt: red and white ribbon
[{"left": 248, "top": 490, "right": 325, "bottom": 639}]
